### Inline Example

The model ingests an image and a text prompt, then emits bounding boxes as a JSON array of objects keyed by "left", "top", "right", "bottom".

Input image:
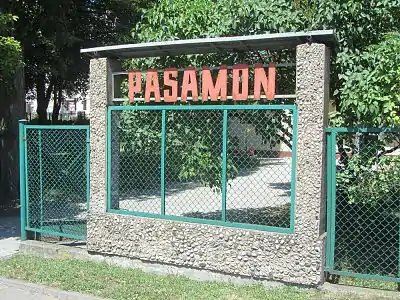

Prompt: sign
[{"left": 128, "top": 63, "right": 276, "bottom": 103}]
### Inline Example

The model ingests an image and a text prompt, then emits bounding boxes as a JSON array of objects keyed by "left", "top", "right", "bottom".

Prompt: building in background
[{"left": 25, "top": 92, "right": 90, "bottom": 120}]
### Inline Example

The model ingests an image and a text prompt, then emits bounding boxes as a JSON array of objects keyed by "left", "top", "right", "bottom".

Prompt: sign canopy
[{"left": 81, "top": 30, "right": 336, "bottom": 59}]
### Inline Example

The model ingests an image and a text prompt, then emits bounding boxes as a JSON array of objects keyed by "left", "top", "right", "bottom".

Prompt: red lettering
[
  {"left": 128, "top": 70, "right": 141, "bottom": 103},
  {"left": 144, "top": 69, "right": 161, "bottom": 102},
  {"left": 232, "top": 64, "right": 249, "bottom": 101},
  {"left": 202, "top": 65, "right": 227, "bottom": 101},
  {"left": 254, "top": 63, "right": 276, "bottom": 101},
  {"left": 163, "top": 68, "right": 178, "bottom": 102},
  {"left": 181, "top": 67, "right": 198, "bottom": 101}
]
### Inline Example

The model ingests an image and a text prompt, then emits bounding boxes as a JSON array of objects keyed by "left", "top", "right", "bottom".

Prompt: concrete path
[
  {"left": 0, "top": 216, "right": 20, "bottom": 259},
  {"left": 0, "top": 278, "right": 105, "bottom": 300},
  {"left": 120, "top": 157, "right": 292, "bottom": 216}
]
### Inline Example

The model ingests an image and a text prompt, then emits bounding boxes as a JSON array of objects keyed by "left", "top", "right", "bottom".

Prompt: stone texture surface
[
  {"left": 87, "top": 43, "right": 330, "bottom": 286},
  {"left": 88, "top": 58, "right": 119, "bottom": 214}
]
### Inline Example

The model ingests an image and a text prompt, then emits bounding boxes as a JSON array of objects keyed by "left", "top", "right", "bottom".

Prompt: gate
[
  {"left": 326, "top": 127, "right": 400, "bottom": 284},
  {"left": 19, "top": 122, "right": 90, "bottom": 240}
]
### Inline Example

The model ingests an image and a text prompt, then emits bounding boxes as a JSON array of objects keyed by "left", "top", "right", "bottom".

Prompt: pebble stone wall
[{"left": 87, "top": 42, "right": 330, "bottom": 286}]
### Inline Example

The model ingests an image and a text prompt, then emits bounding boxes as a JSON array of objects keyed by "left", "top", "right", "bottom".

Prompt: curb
[{"left": 0, "top": 277, "right": 106, "bottom": 300}]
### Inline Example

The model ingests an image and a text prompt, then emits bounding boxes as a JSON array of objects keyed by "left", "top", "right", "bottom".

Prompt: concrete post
[
  {"left": 295, "top": 42, "right": 330, "bottom": 281},
  {"left": 88, "top": 58, "right": 120, "bottom": 214}
]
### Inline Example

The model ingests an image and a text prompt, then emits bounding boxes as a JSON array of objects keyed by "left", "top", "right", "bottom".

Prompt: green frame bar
[
  {"left": 160, "top": 110, "right": 166, "bottom": 215},
  {"left": 19, "top": 120, "right": 27, "bottom": 240},
  {"left": 329, "top": 131, "right": 337, "bottom": 270},
  {"left": 221, "top": 110, "right": 228, "bottom": 221},
  {"left": 289, "top": 105, "right": 298, "bottom": 232},
  {"left": 25, "top": 125, "right": 89, "bottom": 130},
  {"left": 107, "top": 104, "right": 297, "bottom": 234},
  {"left": 109, "top": 209, "right": 294, "bottom": 234},
  {"left": 325, "top": 131, "right": 333, "bottom": 271},
  {"left": 86, "top": 127, "right": 91, "bottom": 210},
  {"left": 24, "top": 126, "right": 30, "bottom": 230},
  {"left": 109, "top": 104, "right": 296, "bottom": 111},
  {"left": 329, "top": 270, "right": 400, "bottom": 283},
  {"left": 38, "top": 129, "right": 44, "bottom": 228},
  {"left": 26, "top": 227, "right": 86, "bottom": 241},
  {"left": 107, "top": 108, "right": 112, "bottom": 210}
]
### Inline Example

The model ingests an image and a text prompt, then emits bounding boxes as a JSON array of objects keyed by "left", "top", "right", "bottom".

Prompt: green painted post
[
  {"left": 329, "top": 131, "right": 337, "bottom": 270},
  {"left": 396, "top": 126, "right": 400, "bottom": 288},
  {"left": 24, "top": 126, "right": 30, "bottom": 230},
  {"left": 221, "top": 110, "right": 228, "bottom": 222},
  {"left": 38, "top": 129, "right": 44, "bottom": 229},
  {"left": 107, "top": 108, "right": 112, "bottom": 210},
  {"left": 289, "top": 106, "right": 298, "bottom": 233},
  {"left": 86, "top": 127, "right": 90, "bottom": 210},
  {"left": 326, "top": 131, "right": 333, "bottom": 271},
  {"left": 19, "top": 120, "right": 27, "bottom": 241},
  {"left": 160, "top": 110, "right": 166, "bottom": 215}
]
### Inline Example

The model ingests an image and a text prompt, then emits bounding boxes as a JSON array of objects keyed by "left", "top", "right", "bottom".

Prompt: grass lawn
[{"left": 0, "top": 255, "right": 396, "bottom": 300}]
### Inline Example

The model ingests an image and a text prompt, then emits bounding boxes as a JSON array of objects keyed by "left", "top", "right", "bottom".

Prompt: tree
[
  {"left": 0, "top": 11, "right": 21, "bottom": 86},
  {"left": 1, "top": 0, "right": 150, "bottom": 122},
  {"left": 130, "top": 0, "right": 400, "bottom": 127},
  {"left": 120, "top": 0, "right": 400, "bottom": 191},
  {"left": 335, "top": 33, "right": 400, "bottom": 128}
]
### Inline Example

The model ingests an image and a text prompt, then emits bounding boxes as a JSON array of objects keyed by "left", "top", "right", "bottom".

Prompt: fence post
[
  {"left": 88, "top": 58, "right": 121, "bottom": 215},
  {"left": 295, "top": 42, "right": 331, "bottom": 284},
  {"left": 19, "top": 119, "right": 27, "bottom": 241}
]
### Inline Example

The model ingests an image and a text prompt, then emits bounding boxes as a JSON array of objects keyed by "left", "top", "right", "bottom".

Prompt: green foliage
[
  {"left": 337, "top": 34, "right": 400, "bottom": 127},
  {"left": 0, "top": 12, "right": 22, "bottom": 85},
  {"left": 336, "top": 136, "right": 400, "bottom": 208},
  {"left": 130, "top": 0, "right": 400, "bottom": 128},
  {"left": 0, "top": 36, "right": 22, "bottom": 84},
  {"left": 118, "top": 108, "right": 238, "bottom": 190}
]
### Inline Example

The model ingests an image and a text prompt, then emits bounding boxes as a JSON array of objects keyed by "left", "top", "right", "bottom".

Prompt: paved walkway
[
  {"left": 0, "top": 278, "right": 105, "bottom": 300},
  {"left": 0, "top": 216, "right": 20, "bottom": 259}
]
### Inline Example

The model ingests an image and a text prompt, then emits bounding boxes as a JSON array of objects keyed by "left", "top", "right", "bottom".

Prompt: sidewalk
[
  {"left": 0, "top": 278, "right": 106, "bottom": 300},
  {"left": 0, "top": 216, "right": 20, "bottom": 259}
]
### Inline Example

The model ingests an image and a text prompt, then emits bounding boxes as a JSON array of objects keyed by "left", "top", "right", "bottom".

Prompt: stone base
[{"left": 87, "top": 212, "right": 326, "bottom": 286}]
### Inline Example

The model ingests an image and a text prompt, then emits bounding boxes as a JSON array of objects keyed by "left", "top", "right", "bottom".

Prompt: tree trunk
[
  {"left": 36, "top": 75, "right": 47, "bottom": 123},
  {"left": 36, "top": 75, "right": 54, "bottom": 124},
  {"left": 52, "top": 85, "right": 63, "bottom": 122}
]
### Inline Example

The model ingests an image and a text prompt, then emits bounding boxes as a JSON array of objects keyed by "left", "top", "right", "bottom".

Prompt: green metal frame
[
  {"left": 20, "top": 123, "right": 90, "bottom": 240},
  {"left": 325, "top": 127, "right": 400, "bottom": 283},
  {"left": 107, "top": 104, "right": 298, "bottom": 234}
]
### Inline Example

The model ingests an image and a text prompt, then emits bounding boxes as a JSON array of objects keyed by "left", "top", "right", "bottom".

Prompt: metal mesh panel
[
  {"left": 331, "top": 130, "right": 400, "bottom": 281},
  {"left": 111, "top": 110, "right": 162, "bottom": 213},
  {"left": 25, "top": 127, "right": 89, "bottom": 239},
  {"left": 165, "top": 110, "right": 223, "bottom": 220},
  {"left": 227, "top": 110, "right": 293, "bottom": 227},
  {"left": 109, "top": 105, "right": 295, "bottom": 230}
]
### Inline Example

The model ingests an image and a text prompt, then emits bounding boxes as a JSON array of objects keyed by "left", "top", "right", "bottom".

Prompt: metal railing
[
  {"left": 107, "top": 104, "right": 297, "bottom": 233},
  {"left": 326, "top": 127, "right": 400, "bottom": 284},
  {"left": 20, "top": 122, "right": 90, "bottom": 240}
]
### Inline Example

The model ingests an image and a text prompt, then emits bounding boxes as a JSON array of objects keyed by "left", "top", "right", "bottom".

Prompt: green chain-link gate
[
  {"left": 326, "top": 127, "right": 400, "bottom": 284},
  {"left": 19, "top": 123, "right": 90, "bottom": 240}
]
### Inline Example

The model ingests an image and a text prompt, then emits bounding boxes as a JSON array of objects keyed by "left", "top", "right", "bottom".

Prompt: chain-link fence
[
  {"left": 108, "top": 104, "right": 296, "bottom": 232},
  {"left": 23, "top": 125, "right": 90, "bottom": 240},
  {"left": 326, "top": 128, "right": 400, "bottom": 284}
]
